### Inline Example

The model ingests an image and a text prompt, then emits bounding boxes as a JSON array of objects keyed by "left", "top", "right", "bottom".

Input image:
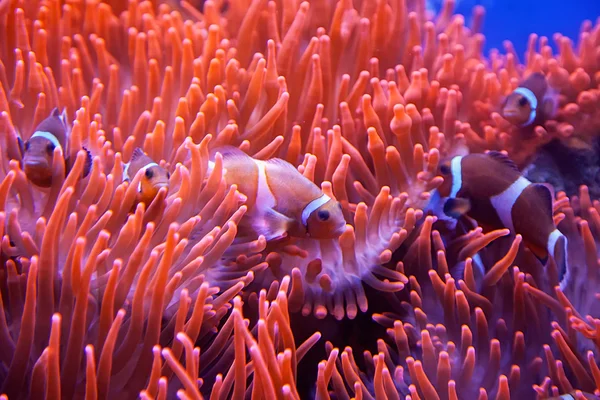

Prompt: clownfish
[
  {"left": 548, "top": 392, "right": 598, "bottom": 400},
  {"left": 208, "top": 146, "right": 346, "bottom": 241},
  {"left": 501, "top": 72, "right": 558, "bottom": 129},
  {"left": 22, "top": 107, "right": 92, "bottom": 187},
  {"left": 427, "top": 151, "right": 568, "bottom": 286},
  {"left": 123, "top": 147, "right": 170, "bottom": 204}
]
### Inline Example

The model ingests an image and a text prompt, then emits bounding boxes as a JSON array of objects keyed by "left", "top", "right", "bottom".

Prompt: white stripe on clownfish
[
  {"left": 514, "top": 86, "right": 538, "bottom": 126},
  {"left": 548, "top": 228, "right": 569, "bottom": 290},
  {"left": 302, "top": 194, "right": 332, "bottom": 226},
  {"left": 136, "top": 162, "right": 159, "bottom": 192},
  {"left": 449, "top": 156, "right": 463, "bottom": 198},
  {"left": 489, "top": 176, "right": 531, "bottom": 232},
  {"left": 558, "top": 395, "right": 574, "bottom": 400},
  {"left": 123, "top": 161, "right": 159, "bottom": 181},
  {"left": 548, "top": 229, "right": 564, "bottom": 260},
  {"left": 254, "top": 160, "right": 277, "bottom": 209},
  {"left": 31, "top": 131, "right": 63, "bottom": 152}
]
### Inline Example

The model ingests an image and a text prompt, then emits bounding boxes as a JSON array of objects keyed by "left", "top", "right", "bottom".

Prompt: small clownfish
[
  {"left": 123, "top": 147, "right": 170, "bottom": 204},
  {"left": 22, "top": 107, "right": 92, "bottom": 187},
  {"left": 548, "top": 392, "right": 598, "bottom": 400},
  {"left": 501, "top": 72, "right": 559, "bottom": 129},
  {"left": 428, "top": 151, "right": 568, "bottom": 287},
  {"left": 208, "top": 146, "right": 346, "bottom": 241}
]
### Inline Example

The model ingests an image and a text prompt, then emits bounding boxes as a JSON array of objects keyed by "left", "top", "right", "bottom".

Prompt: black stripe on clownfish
[{"left": 427, "top": 151, "right": 569, "bottom": 288}]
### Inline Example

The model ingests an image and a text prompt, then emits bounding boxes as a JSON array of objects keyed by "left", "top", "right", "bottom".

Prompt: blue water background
[{"left": 429, "top": 0, "right": 600, "bottom": 60}]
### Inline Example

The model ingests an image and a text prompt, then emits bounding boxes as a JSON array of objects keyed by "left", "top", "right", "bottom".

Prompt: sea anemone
[{"left": 0, "top": 0, "right": 599, "bottom": 398}]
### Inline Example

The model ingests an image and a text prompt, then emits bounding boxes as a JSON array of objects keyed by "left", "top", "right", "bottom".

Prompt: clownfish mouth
[
  {"left": 23, "top": 161, "right": 53, "bottom": 187},
  {"left": 502, "top": 108, "right": 522, "bottom": 118},
  {"left": 333, "top": 223, "right": 347, "bottom": 237}
]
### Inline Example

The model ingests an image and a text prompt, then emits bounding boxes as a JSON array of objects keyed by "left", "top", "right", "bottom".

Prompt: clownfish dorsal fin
[
  {"left": 252, "top": 207, "right": 294, "bottom": 241},
  {"left": 485, "top": 151, "right": 520, "bottom": 172},
  {"left": 264, "top": 157, "right": 300, "bottom": 172},
  {"left": 443, "top": 197, "right": 471, "bottom": 219},
  {"left": 130, "top": 147, "right": 147, "bottom": 163},
  {"left": 59, "top": 108, "right": 68, "bottom": 127},
  {"left": 530, "top": 183, "right": 554, "bottom": 217},
  {"left": 211, "top": 145, "right": 251, "bottom": 161}
]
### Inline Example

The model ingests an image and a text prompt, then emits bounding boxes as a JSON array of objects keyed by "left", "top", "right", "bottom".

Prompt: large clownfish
[
  {"left": 123, "top": 147, "right": 170, "bottom": 204},
  {"left": 501, "top": 72, "right": 558, "bottom": 130},
  {"left": 208, "top": 146, "right": 346, "bottom": 240},
  {"left": 427, "top": 151, "right": 568, "bottom": 286},
  {"left": 22, "top": 107, "right": 92, "bottom": 187}
]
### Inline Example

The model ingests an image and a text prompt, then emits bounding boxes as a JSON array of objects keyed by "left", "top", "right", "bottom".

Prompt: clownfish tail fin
[
  {"left": 82, "top": 147, "right": 92, "bottom": 178},
  {"left": 548, "top": 229, "right": 569, "bottom": 289}
]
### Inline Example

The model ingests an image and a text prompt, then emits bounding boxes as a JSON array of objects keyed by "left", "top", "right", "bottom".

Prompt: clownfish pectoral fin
[
  {"left": 82, "top": 147, "right": 92, "bottom": 178},
  {"left": 525, "top": 241, "right": 549, "bottom": 265},
  {"left": 565, "top": 136, "right": 594, "bottom": 151},
  {"left": 64, "top": 148, "right": 93, "bottom": 179},
  {"left": 16, "top": 134, "right": 24, "bottom": 157},
  {"left": 252, "top": 208, "right": 294, "bottom": 241},
  {"left": 443, "top": 197, "right": 471, "bottom": 219}
]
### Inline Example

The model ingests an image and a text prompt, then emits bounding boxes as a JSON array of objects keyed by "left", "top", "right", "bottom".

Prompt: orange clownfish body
[
  {"left": 22, "top": 107, "right": 92, "bottom": 187},
  {"left": 123, "top": 148, "right": 170, "bottom": 205},
  {"left": 427, "top": 151, "right": 569, "bottom": 287},
  {"left": 209, "top": 146, "right": 346, "bottom": 241}
]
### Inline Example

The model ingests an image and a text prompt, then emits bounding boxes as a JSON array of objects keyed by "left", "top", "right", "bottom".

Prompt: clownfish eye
[
  {"left": 317, "top": 210, "right": 330, "bottom": 221},
  {"left": 46, "top": 143, "right": 55, "bottom": 154},
  {"left": 440, "top": 164, "right": 451, "bottom": 175},
  {"left": 145, "top": 168, "right": 154, "bottom": 179},
  {"left": 518, "top": 96, "right": 528, "bottom": 107}
]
